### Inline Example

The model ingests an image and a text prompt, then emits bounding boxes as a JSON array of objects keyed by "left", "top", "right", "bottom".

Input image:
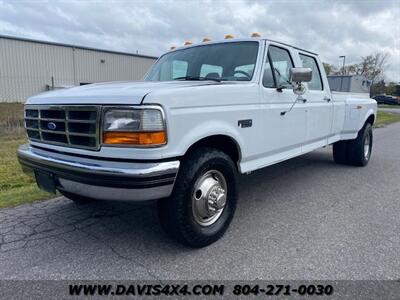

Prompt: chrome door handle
[{"left": 324, "top": 96, "right": 331, "bottom": 102}]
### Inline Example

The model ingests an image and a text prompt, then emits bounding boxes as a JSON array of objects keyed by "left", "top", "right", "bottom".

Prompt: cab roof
[{"left": 169, "top": 37, "right": 318, "bottom": 56}]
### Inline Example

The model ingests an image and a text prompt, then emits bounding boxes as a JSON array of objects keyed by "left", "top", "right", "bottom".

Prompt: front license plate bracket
[{"left": 34, "top": 171, "right": 56, "bottom": 194}]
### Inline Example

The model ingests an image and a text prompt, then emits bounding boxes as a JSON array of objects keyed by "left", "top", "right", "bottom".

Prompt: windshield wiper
[{"left": 173, "top": 76, "right": 221, "bottom": 82}]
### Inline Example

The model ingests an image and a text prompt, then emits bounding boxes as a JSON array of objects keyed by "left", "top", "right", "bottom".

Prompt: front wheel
[{"left": 158, "top": 147, "right": 238, "bottom": 248}]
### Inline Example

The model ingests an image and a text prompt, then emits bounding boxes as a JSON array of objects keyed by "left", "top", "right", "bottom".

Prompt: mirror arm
[
  {"left": 280, "top": 97, "right": 298, "bottom": 116},
  {"left": 280, "top": 81, "right": 306, "bottom": 116}
]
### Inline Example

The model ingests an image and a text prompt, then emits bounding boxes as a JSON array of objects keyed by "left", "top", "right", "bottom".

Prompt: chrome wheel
[
  {"left": 192, "top": 170, "right": 227, "bottom": 226},
  {"left": 364, "top": 133, "right": 370, "bottom": 160}
]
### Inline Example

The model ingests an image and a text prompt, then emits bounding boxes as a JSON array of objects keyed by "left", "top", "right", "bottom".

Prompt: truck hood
[{"left": 26, "top": 81, "right": 221, "bottom": 105}]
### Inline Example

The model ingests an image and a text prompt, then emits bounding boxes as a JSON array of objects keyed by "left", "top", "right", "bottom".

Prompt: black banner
[{"left": 0, "top": 280, "right": 399, "bottom": 299}]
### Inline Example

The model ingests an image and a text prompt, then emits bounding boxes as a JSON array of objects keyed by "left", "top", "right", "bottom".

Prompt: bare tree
[
  {"left": 323, "top": 63, "right": 336, "bottom": 75},
  {"left": 357, "top": 52, "right": 390, "bottom": 83},
  {"left": 325, "top": 52, "right": 389, "bottom": 83},
  {"left": 342, "top": 64, "right": 359, "bottom": 75}
]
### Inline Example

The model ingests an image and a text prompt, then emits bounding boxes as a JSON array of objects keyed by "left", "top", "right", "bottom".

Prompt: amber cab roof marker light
[
  {"left": 170, "top": 46, "right": 176, "bottom": 50},
  {"left": 224, "top": 34, "right": 234, "bottom": 39},
  {"left": 202, "top": 37, "right": 211, "bottom": 42},
  {"left": 251, "top": 32, "right": 261, "bottom": 37},
  {"left": 184, "top": 41, "right": 192, "bottom": 45}
]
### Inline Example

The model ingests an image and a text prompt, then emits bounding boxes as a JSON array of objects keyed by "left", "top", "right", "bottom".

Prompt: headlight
[{"left": 102, "top": 107, "right": 166, "bottom": 146}]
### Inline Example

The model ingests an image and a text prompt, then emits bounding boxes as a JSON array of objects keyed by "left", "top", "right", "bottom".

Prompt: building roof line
[
  {"left": 0, "top": 34, "right": 158, "bottom": 59},
  {"left": 327, "top": 75, "right": 367, "bottom": 78}
]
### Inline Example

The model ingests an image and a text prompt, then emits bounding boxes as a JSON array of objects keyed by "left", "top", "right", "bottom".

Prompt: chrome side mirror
[
  {"left": 290, "top": 67, "right": 312, "bottom": 83},
  {"left": 290, "top": 67, "right": 312, "bottom": 96}
]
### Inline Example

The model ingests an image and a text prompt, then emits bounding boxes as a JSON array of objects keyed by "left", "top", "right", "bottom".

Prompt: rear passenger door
[{"left": 298, "top": 53, "right": 333, "bottom": 152}]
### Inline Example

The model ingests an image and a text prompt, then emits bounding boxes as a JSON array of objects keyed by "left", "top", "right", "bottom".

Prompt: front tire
[{"left": 158, "top": 147, "right": 238, "bottom": 248}]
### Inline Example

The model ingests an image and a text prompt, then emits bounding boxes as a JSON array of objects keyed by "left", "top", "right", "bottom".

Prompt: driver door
[{"left": 258, "top": 44, "right": 307, "bottom": 166}]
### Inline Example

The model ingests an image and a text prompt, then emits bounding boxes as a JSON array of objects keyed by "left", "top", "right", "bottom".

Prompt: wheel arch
[
  {"left": 365, "top": 113, "right": 375, "bottom": 126},
  {"left": 183, "top": 134, "right": 242, "bottom": 170}
]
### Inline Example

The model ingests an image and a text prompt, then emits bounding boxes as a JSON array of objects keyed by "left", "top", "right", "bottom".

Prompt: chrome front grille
[{"left": 24, "top": 105, "right": 100, "bottom": 150}]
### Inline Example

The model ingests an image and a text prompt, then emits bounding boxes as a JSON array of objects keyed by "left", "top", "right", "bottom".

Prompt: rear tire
[
  {"left": 332, "top": 122, "right": 373, "bottom": 167},
  {"left": 59, "top": 190, "right": 95, "bottom": 204},
  {"left": 347, "top": 123, "right": 372, "bottom": 166},
  {"left": 333, "top": 140, "right": 348, "bottom": 164},
  {"left": 158, "top": 147, "right": 238, "bottom": 248}
]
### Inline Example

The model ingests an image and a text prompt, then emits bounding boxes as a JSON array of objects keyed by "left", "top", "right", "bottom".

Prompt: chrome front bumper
[{"left": 17, "top": 144, "right": 180, "bottom": 201}]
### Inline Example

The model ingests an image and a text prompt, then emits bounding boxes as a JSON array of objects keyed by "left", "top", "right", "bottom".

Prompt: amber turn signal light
[{"left": 103, "top": 131, "right": 166, "bottom": 146}]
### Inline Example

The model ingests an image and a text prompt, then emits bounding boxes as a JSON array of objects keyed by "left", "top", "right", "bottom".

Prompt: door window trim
[
  {"left": 263, "top": 44, "right": 295, "bottom": 89},
  {"left": 298, "top": 52, "right": 324, "bottom": 91},
  {"left": 262, "top": 51, "right": 277, "bottom": 88}
]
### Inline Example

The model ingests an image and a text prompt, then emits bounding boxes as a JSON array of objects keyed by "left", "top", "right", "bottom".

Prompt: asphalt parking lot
[{"left": 0, "top": 123, "right": 399, "bottom": 280}]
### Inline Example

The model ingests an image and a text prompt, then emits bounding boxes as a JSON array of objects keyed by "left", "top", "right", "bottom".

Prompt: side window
[
  {"left": 268, "top": 46, "right": 294, "bottom": 89},
  {"left": 200, "top": 64, "right": 223, "bottom": 78},
  {"left": 299, "top": 54, "right": 323, "bottom": 90}
]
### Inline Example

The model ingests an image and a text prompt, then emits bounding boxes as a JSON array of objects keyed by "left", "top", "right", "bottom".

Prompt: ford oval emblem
[{"left": 47, "top": 122, "right": 57, "bottom": 130}]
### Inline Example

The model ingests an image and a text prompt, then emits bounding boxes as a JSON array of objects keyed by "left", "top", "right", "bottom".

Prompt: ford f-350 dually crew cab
[{"left": 18, "top": 37, "right": 377, "bottom": 247}]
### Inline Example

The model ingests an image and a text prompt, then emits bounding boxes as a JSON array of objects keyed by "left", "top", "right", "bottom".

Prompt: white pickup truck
[{"left": 18, "top": 37, "right": 377, "bottom": 247}]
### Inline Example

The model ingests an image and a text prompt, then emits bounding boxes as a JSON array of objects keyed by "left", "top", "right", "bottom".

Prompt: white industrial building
[
  {"left": 327, "top": 75, "right": 371, "bottom": 94},
  {"left": 0, "top": 35, "right": 157, "bottom": 102}
]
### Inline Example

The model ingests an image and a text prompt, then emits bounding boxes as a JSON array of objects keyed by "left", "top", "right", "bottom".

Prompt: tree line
[{"left": 323, "top": 52, "right": 399, "bottom": 96}]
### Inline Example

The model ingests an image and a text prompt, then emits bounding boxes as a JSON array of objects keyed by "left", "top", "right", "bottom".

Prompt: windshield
[{"left": 144, "top": 41, "right": 259, "bottom": 82}]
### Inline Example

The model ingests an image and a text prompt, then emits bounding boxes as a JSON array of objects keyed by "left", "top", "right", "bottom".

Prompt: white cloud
[{"left": 0, "top": 0, "right": 399, "bottom": 81}]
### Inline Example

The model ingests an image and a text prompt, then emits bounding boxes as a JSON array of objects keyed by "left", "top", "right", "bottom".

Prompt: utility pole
[{"left": 339, "top": 55, "right": 346, "bottom": 92}]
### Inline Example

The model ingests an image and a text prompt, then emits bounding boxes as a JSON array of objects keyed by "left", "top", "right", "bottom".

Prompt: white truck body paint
[{"left": 25, "top": 38, "right": 377, "bottom": 174}]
